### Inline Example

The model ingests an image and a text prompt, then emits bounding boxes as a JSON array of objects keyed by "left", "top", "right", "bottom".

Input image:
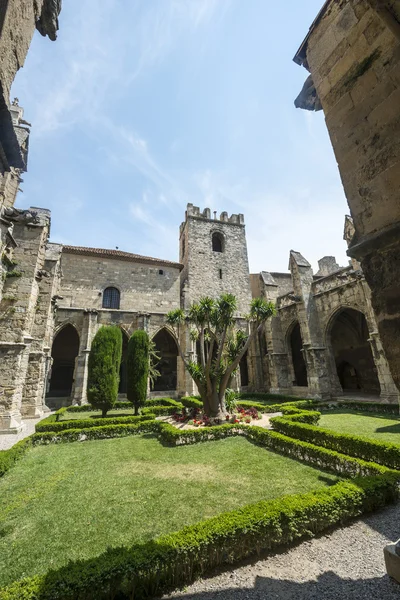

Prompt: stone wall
[
  {"left": 294, "top": 0, "right": 400, "bottom": 391},
  {"left": 58, "top": 249, "right": 182, "bottom": 313},
  {"left": 180, "top": 204, "right": 252, "bottom": 315}
]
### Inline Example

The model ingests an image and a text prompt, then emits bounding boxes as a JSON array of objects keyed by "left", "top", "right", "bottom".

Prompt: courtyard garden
[
  {"left": 0, "top": 315, "right": 399, "bottom": 599},
  {"left": 0, "top": 434, "right": 340, "bottom": 587},
  {"left": 318, "top": 410, "right": 400, "bottom": 445}
]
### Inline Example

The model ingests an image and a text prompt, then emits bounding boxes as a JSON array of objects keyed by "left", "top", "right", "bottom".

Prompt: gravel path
[
  {"left": 0, "top": 415, "right": 48, "bottom": 451},
  {"left": 165, "top": 503, "right": 400, "bottom": 599}
]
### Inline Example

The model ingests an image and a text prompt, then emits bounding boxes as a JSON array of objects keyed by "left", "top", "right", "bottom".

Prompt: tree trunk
[
  {"left": 134, "top": 404, "right": 139, "bottom": 416},
  {"left": 101, "top": 408, "right": 108, "bottom": 418},
  {"left": 204, "top": 388, "right": 226, "bottom": 420}
]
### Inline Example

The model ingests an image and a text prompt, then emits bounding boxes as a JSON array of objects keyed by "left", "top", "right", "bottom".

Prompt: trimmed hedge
[
  {"left": 32, "top": 421, "right": 159, "bottom": 445},
  {"left": 317, "top": 400, "right": 399, "bottom": 415},
  {"left": 144, "top": 398, "right": 181, "bottom": 408},
  {"left": 0, "top": 473, "right": 397, "bottom": 600},
  {"left": 180, "top": 396, "right": 203, "bottom": 409},
  {"left": 141, "top": 404, "right": 183, "bottom": 417},
  {"left": 35, "top": 415, "right": 156, "bottom": 434},
  {"left": 238, "top": 392, "right": 308, "bottom": 403},
  {"left": 0, "top": 438, "right": 32, "bottom": 479},
  {"left": 237, "top": 399, "right": 314, "bottom": 413},
  {"left": 271, "top": 416, "right": 400, "bottom": 470}
]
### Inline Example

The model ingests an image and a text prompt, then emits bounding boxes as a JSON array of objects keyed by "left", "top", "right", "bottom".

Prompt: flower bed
[{"left": 170, "top": 406, "right": 262, "bottom": 428}]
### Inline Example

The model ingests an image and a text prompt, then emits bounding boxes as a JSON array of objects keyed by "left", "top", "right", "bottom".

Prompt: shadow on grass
[{"left": 376, "top": 423, "right": 400, "bottom": 434}]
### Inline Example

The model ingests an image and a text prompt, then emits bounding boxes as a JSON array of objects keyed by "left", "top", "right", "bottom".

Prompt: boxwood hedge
[{"left": 0, "top": 472, "right": 397, "bottom": 600}]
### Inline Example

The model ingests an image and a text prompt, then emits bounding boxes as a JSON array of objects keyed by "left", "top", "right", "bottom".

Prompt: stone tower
[{"left": 179, "top": 203, "right": 252, "bottom": 315}]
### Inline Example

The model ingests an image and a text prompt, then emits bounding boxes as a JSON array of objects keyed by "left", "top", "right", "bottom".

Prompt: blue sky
[{"left": 12, "top": 0, "right": 350, "bottom": 273}]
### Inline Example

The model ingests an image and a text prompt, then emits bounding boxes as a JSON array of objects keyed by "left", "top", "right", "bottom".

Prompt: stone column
[
  {"left": 21, "top": 244, "right": 62, "bottom": 418},
  {"left": 72, "top": 309, "right": 98, "bottom": 405},
  {"left": 263, "top": 279, "right": 291, "bottom": 394},
  {"left": 0, "top": 209, "right": 50, "bottom": 431},
  {"left": 289, "top": 251, "right": 332, "bottom": 399},
  {"left": 360, "top": 280, "right": 400, "bottom": 404}
]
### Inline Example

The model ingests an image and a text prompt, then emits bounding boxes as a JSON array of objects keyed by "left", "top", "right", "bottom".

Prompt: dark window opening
[
  {"left": 290, "top": 322, "right": 308, "bottom": 387},
  {"left": 240, "top": 352, "right": 249, "bottom": 387},
  {"left": 182, "top": 238, "right": 185, "bottom": 259},
  {"left": 330, "top": 308, "right": 380, "bottom": 395},
  {"left": 212, "top": 232, "right": 224, "bottom": 253},
  {"left": 103, "top": 287, "right": 120, "bottom": 309},
  {"left": 159, "top": 269, "right": 164, "bottom": 275},
  {"left": 48, "top": 325, "right": 80, "bottom": 399},
  {"left": 219, "top": 269, "right": 222, "bottom": 279},
  {"left": 152, "top": 329, "right": 178, "bottom": 391}
]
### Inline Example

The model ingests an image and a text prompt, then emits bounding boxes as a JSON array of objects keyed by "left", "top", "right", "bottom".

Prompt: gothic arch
[
  {"left": 48, "top": 324, "right": 80, "bottom": 399},
  {"left": 151, "top": 328, "right": 179, "bottom": 392},
  {"left": 286, "top": 320, "right": 308, "bottom": 387},
  {"left": 326, "top": 307, "right": 380, "bottom": 395},
  {"left": 211, "top": 230, "right": 225, "bottom": 253}
]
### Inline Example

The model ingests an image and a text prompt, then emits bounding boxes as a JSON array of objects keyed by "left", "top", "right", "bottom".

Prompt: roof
[
  {"left": 293, "top": 0, "right": 333, "bottom": 67},
  {"left": 62, "top": 245, "right": 183, "bottom": 270}
]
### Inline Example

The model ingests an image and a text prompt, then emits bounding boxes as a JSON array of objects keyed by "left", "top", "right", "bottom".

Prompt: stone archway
[
  {"left": 288, "top": 322, "right": 308, "bottom": 387},
  {"left": 48, "top": 324, "right": 80, "bottom": 399},
  {"left": 152, "top": 329, "right": 178, "bottom": 392},
  {"left": 329, "top": 308, "right": 380, "bottom": 395}
]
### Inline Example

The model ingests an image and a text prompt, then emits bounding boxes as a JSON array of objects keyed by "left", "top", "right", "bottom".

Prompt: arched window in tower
[
  {"left": 212, "top": 232, "right": 224, "bottom": 253},
  {"left": 102, "top": 287, "right": 120, "bottom": 309}
]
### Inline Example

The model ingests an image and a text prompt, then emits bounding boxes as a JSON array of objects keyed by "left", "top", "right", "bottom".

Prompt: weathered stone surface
[{"left": 294, "top": 0, "right": 400, "bottom": 395}]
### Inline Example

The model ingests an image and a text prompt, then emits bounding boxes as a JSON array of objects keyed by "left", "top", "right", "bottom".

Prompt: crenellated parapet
[{"left": 185, "top": 203, "right": 244, "bottom": 225}]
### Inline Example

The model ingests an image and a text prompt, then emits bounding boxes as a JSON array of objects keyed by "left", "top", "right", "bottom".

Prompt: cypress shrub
[
  {"left": 127, "top": 330, "right": 149, "bottom": 415},
  {"left": 87, "top": 326, "right": 123, "bottom": 417}
]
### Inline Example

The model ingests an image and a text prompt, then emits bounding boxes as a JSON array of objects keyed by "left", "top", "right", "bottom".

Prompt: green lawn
[
  {"left": 59, "top": 408, "right": 138, "bottom": 420},
  {"left": 319, "top": 410, "right": 400, "bottom": 445},
  {"left": 0, "top": 435, "right": 339, "bottom": 586}
]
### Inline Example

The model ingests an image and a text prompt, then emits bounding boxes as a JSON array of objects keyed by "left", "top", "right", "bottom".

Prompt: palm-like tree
[{"left": 166, "top": 294, "right": 275, "bottom": 418}]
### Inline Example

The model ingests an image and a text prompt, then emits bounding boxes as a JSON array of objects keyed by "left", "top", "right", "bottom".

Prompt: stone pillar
[
  {"left": 263, "top": 279, "right": 291, "bottom": 394},
  {"left": 0, "top": 209, "right": 50, "bottom": 431},
  {"left": 289, "top": 251, "right": 332, "bottom": 399},
  {"left": 294, "top": 0, "right": 400, "bottom": 394},
  {"left": 72, "top": 310, "right": 98, "bottom": 405},
  {"left": 21, "top": 244, "right": 62, "bottom": 418},
  {"left": 360, "top": 281, "right": 400, "bottom": 404}
]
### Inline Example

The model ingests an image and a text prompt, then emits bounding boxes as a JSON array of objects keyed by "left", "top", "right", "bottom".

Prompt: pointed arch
[
  {"left": 48, "top": 324, "right": 80, "bottom": 398},
  {"left": 327, "top": 307, "right": 380, "bottom": 395},
  {"left": 286, "top": 320, "right": 308, "bottom": 387},
  {"left": 151, "top": 328, "right": 179, "bottom": 392}
]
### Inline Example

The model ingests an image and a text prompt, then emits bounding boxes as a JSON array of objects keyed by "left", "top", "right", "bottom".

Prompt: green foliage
[
  {"left": 271, "top": 415, "right": 400, "bottom": 470},
  {"left": 35, "top": 415, "right": 155, "bottom": 433},
  {"left": 0, "top": 438, "right": 32, "bottom": 479},
  {"left": 148, "top": 338, "right": 161, "bottom": 388},
  {"left": 1, "top": 472, "right": 397, "bottom": 600},
  {"left": 318, "top": 400, "right": 398, "bottom": 415},
  {"left": 87, "top": 326, "right": 123, "bottom": 417},
  {"left": 144, "top": 398, "right": 182, "bottom": 408},
  {"left": 181, "top": 396, "right": 203, "bottom": 409},
  {"left": 224, "top": 388, "right": 238, "bottom": 413},
  {"left": 141, "top": 404, "right": 183, "bottom": 416},
  {"left": 238, "top": 392, "right": 308, "bottom": 403},
  {"left": 167, "top": 295, "right": 276, "bottom": 416},
  {"left": 127, "top": 330, "right": 149, "bottom": 414}
]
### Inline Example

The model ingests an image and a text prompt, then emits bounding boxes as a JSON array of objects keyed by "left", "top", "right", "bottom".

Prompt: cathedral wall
[
  {"left": 58, "top": 252, "right": 181, "bottom": 313},
  {"left": 180, "top": 205, "right": 252, "bottom": 315}
]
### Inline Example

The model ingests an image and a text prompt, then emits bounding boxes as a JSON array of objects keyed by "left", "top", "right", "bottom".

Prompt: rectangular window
[{"left": 219, "top": 269, "right": 223, "bottom": 280}]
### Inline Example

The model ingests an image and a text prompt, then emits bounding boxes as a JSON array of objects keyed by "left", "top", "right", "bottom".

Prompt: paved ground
[
  {"left": 0, "top": 415, "right": 48, "bottom": 451},
  {"left": 165, "top": 503, "right": 400, "bottom": 600}
]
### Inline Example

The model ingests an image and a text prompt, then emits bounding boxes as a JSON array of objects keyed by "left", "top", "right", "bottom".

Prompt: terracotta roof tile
[{"left": 62, "top": 245, "right": 183, "bottom": 270}]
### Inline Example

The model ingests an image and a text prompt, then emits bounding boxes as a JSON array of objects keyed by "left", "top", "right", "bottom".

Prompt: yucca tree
[{"left": 166, "top": 294, "right": 275, "bottom": 418}]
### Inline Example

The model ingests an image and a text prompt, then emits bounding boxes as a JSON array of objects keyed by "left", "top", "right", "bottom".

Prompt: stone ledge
[{"left": 384, "top": 541, "right": 400, "bottom": 584}]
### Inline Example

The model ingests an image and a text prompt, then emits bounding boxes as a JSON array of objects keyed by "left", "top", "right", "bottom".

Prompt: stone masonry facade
[
  {"left": 294, "top": 0, "right": 400, "bottom": 397},
  {"left": 1, "top": 0, "right": 400, "bottom": 433}
]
